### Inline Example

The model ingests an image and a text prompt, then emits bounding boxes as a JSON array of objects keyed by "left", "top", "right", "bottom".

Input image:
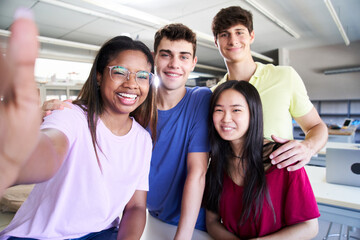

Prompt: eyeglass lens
[{"left": 110, "top": 66, "right": 152, "bottom": 84}]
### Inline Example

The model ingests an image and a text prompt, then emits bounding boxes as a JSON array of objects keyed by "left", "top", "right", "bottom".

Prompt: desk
[
  {"left": 305, "top": 166, "right": 360, "bottom": 228},
  {"left": 328, "top": 128, "right": 356, "bottom": 143},
  {"left": 141, "top": 212, "right": 212, "bottom": 240},
  {"left": 309, "top": 142, "right": 360, "bottom": 167}
]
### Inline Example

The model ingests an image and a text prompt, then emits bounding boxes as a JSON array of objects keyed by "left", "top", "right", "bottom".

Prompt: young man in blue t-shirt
[{"left": 147, "top": 23, "right": 211, "bottom": 239}]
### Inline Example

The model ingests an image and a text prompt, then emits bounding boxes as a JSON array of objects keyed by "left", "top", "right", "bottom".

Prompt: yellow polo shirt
[{"left": 211, "top": 62, "right": 313, "bottom": 140}]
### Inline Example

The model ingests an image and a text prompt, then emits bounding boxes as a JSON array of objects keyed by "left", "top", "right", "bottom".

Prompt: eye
[
  {"left": 181, "top": 55, "right": 190, "bottom": 60},
  {"left": 112, "top": 66, "right": 127, "bottom": 76},
  {"left": 160, "top": 53, "right": 170, "bottom": 58},
  {"left": 219, "top": 32, "right": 228, "bottom": 38},
  {"left": 233, "top": 108, "right": 243, "bottom": 113},
  {"left": 214, "top": 107, "right": 223, "bottom": 112},
  {"left": 136, "top": 71, "right": 150, "bottom": 80}
]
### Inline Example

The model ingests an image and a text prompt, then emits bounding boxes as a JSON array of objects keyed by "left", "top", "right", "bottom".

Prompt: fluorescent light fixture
[
  {"left": 324, "top": 0, "right": 350, "bottom": 46},
  {"left": 39, "top": 0, "right": 154, "bottom": 30},
  {"left": 244, "top": 0, "right": 300, "bottom": 39},
  {"left": 251, "top": 51, "right": 274, "bottom": 63},
  {"left": 81, "top": 0, "right": 170, "bottom": 27},
  {"left": 324, "top": 66, "right": 360, "bottom": 75},
  {"left": 195, "top": 63, "right": 227, "bottom": 73},
  {"left": 0, "top": 29, "right": 100, "bottom": 51}
]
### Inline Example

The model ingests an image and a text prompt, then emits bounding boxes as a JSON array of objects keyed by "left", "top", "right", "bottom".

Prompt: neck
[
  {"left": 157, "top": 86, "right": 186, "bottom": 110},
  {"left": 230, "top": 139, "right": 245, "bottom": 158},
  {"left": 226, "top": 58, "right": 257, "bottom": 82},
  {"left": 100, "top": 111, "right": 132, "bottom": 136}
]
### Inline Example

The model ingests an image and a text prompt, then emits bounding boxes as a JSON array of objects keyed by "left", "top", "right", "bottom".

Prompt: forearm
[
  {"left": 207, "top": 221, "right": 240, "bottom": 240},
  {"left": 254, "top": 219, "right": 318, "bottom": 240},
  {"left": 16, "top": 130, "right": 68, "bottom": 184},
  {"left": 0, "top": 153, "right": 25, "bottom": 196},
  {"left": 175, "top": 171, "right": 206, "bottom": 240},
  {"left": 302, "top": 121, "right": 328, "bottom": 156},
  {"left": 117, "top": 205, "right": 146, "bottom": 240}
]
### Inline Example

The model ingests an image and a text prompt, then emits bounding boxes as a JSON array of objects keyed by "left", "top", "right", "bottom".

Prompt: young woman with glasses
[
  {"left": 203, "top": 80, "right": 320, "bottom": 240},
  {"left": 0, "top": 18, "right": 157, "bottom": 239}
]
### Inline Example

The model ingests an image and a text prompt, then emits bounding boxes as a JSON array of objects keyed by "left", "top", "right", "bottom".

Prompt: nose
[
  {"left": 168, "top": 56, "right": 180, "bottom": 69},
  {"left": 222, "top": 110, "right": 232, "bottom": 122},
  {"left": 124, "top": 72, "right": 139, "bottom": 88},
  {"left": 228, "top": 33, "right": 238, "bottom": 46}
]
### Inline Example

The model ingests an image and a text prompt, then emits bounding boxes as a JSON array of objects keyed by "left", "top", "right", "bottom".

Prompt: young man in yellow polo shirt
[{"left": 211, "top": 6, "right": 328, "bottom": 171}]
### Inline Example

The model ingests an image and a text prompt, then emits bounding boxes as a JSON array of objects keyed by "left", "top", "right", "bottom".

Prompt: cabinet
[
  {"left": 293, "top": 99, "right": 360, "bottom": 143},
  {"left": 37, "top": 83, "right": 83, "bottom": 104}
]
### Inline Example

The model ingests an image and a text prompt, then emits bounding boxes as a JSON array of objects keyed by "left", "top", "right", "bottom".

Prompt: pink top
[
  {"left": 220, "top": 166, "right": 320, "bottom": 238},
  {"left": 0, "top": 104, "right": 152, "bottom": 240}
]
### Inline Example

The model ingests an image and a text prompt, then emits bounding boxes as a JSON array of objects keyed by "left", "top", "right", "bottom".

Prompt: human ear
[
  {"left": 96, "top": 72, "right": 102, "bottom": 86},
  {"left": 214, "top": 37, "right": 219, "bottom": 48},
  {"left": 250, "top": 30, "right": 255, "bottom": 44}
]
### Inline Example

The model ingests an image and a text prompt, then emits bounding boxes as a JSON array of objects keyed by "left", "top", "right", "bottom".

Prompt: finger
[
  {"left": 8, "top": 8, "right": 39, "bottom": 105},
  {"left": 42, "top": 110, "right": 52, "bottom": 119},
  {"left": 271, "top": 149, "right": 299, "bottom": 165},
  {"left": 275, "top": 155, "right": 302, "bottom": 170},
  {"left": 270, "top": 141, "right": 296, "bottom": 160},
  {"left": 286, "top": 160, "right": 306, "bottom": 172},
  {"left": 271, "top": 134, "right": 289, "bottom": 144},
  {"left": 0, "top": 55, "right": 11, "bottom": 97},
  {"left": 62, "top": 101, "right": 72, "bottom": 109}
]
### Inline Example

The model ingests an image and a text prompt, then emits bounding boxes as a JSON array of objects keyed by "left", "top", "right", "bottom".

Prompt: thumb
[{"left": 271, "top": 134, "right": 289, "bottom": 144}]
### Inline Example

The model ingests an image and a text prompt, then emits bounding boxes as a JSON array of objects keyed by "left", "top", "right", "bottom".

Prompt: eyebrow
[
  {"left": 159, "top": 49, "right": 192, "bottom": 56},
  {"left": 220, "top": 28, "right": 247, "bottom": 33},
  {"left": 215, "top": 104, "right": 245, "bottom": 107}
]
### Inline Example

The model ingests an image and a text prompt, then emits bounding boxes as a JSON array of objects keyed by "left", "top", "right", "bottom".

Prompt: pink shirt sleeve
[{"left": 284, "top": 167, "right": 320, "bottom": 225}]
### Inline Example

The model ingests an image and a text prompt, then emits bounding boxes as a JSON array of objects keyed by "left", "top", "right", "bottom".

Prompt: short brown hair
[
  {"left": 154, "top": 23, "right": 197, "bottom": 57},
  {"left": 212, "top": 6, "right": 253, "bottom": 38}
]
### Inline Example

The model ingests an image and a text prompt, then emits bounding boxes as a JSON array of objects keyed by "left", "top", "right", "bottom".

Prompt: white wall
[{"left": 289, "top": 40, "right": 360, "bottom": 100}]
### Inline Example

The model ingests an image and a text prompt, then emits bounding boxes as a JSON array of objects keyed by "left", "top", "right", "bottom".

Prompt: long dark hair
[
  {"left": 203, "top": 80, "right": 275, "bottom": 224},
  {"left": 73, "top": 36, "right": 157, "bottom": 169}
]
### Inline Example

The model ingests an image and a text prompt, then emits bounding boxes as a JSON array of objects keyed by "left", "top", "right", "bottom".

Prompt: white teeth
[
  {"left": 223, "top": 127, "right": 232, "bottom": 130},
  {"left": 167, "top": 73, "right": 180, "bottom": 77},
  {"left": 118, "top": 93, "right": 137, "bottom": 100}
]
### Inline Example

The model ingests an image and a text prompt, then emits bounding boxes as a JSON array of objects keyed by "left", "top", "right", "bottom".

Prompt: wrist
[{"left": 0, "top": 154, "right": 21, "bottom": 194}]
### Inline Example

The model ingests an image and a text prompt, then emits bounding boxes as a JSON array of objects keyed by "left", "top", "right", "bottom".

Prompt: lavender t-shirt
[{"left": 0, "top": 104, "right": 152, "bottom": 240}]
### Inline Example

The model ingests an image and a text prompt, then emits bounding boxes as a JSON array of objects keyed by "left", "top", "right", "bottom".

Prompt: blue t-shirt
[{"left": 147, "top": 86, "right": 211, "bottom": 231}]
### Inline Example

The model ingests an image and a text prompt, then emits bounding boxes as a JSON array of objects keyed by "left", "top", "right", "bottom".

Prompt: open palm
[{"left": 0, "top": 11, "right": 41, "bottom": 194}]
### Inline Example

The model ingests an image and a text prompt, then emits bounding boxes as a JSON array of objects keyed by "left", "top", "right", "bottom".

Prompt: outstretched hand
[
  {"left": 269, "top": 135, "right": 313, "bottom": 171},
  {"left": 0, "top": 8, "right": 40, "bottom": 195}
]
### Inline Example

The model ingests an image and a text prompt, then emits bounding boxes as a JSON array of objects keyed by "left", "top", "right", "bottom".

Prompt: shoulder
[
  {"left": 259, "top": 62, "right": 295, "bottom": 75},
  {"left": 187, "top": 86, "right": 212, "bottom": 96},
  {"left": 131, "top": 119, "right": 152, "bottom": 142},
  {"left": 43, "top": 103, "right": 86, "bottom": 124},
  {"left": 186, "top": 87, "right": 211, "bottom": 109}
]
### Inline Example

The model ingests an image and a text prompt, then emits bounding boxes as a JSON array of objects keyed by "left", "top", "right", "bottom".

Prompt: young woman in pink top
[
  {"left": 0, "top": 10, "right": 157, "bottom": 240},
  {"left": 203, "top": 80, "right": 320, "bottom": 240}
]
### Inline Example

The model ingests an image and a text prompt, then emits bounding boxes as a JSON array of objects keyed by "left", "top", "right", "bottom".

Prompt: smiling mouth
[
  {"left": 165, "top": 72, "right": 181, "bottom": 77},
  {"left": 221, "top": 126, "right": 234, "bottom": 131},
  {"left": 117, "top": 93, "right": 138, "bottom": 101}
]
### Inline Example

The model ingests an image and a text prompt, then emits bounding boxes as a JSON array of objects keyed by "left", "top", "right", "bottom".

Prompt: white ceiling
[{"left": 0, "top": 0, "right": 359, "bottom": 76}]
